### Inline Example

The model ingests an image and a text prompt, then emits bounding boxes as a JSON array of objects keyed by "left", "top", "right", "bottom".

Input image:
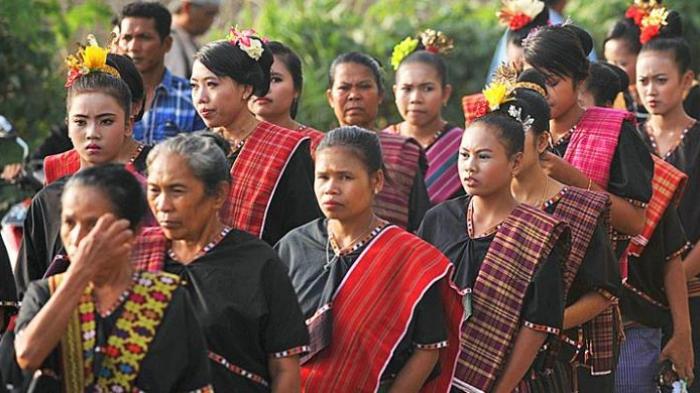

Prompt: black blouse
[
  {"left": 275, "top": 219, "right": 448, "bottom": 381},
  {"left": 408, "top": 164, "right": 432, "bottom": 232},
  {"left": 165, "top": 229, "right": 309, "bottom": 392},
  {"left": 14, "top": 278, "right": 212, "bottom": 392},
  {"left": 0, "top": 239, "right": 16, "bottom": 331},
  {"left": 417, "top": 196, "right": 567, "bottom": 333}
]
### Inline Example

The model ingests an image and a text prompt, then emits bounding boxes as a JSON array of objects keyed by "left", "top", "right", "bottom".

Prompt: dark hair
[
  {"left": 66, "top": 72, "right": 132, "bottom": 120},
  {"left": 507, "top": 6, "right": 550, "bottom": 47},
  {"left": 316, "top": 126, "right": 384, "bottom": 174},
  {"left": 120, "top": 1, "right": 171, "bottom": 42},
  {"left": 640, "top": 12, "right": 691, "bottom": 74},
  {"left": 470, "top": 111, "right": 525, "bottom": 157},
  {"left": 195, "top": 38, "right": 274, "bottom": 98},
  {"left": 328, "top": 52, "right": 385, "bottom": 94},
  {"left": 523, "top": 24, "right": 593, "bottom": 83},
  {"left": 107, "top": 54, "right": 145, "bottom": 121},
  {"left": 514, "top": 68, "right": 551, "bottom": 135},
  {"left": 584, "top": 62, "right": 626, "bottom": 107},
  {"left": 398, "top": 50, "right": 449, "bottom": 87},
  {"left": 64, "top": 164, "right": 147, "bottom": 230},
  {"left": 604, "top": 18, "right": 642, "bottom": 55},
  {"left": 268, "top": 41, "right": 303, "bottom": 118}
]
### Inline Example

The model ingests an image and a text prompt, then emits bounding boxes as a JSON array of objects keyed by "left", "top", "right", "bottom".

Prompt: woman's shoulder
[
  {"left": 424, "top": 195, "right": 469, "bottom": 223},
  {"left": 275, "top": 218, "right": 325, "bottom": 251}
]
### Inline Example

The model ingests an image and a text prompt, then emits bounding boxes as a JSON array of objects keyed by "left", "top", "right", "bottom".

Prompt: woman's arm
[
  {"left": 268, "top": 356, "right": 301, "bottom": 393},
  {"left": 660, "top": 256, "right": 694, "bottom": 384},
  {"left": 683, "top": 241, "right": 700, "bottom": 279},
  {"left": 562, "top": 291, "right": 614, "bottom": 330},
  {"left": 389, "top": 348, "right": 440, "bottom": 393},
  {"left": 491, "top": 326, "right": 547, "bottom": 393}
]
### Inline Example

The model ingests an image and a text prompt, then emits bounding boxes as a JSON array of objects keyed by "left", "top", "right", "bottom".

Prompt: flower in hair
[
  {"left": 497, "top": 0, "right": 545, "bottom": 31},
  {"left": 227, "top": 26, "right": 268, "bottom": 61},
  {"left": 391, "top": 37, "right": 419, "bottom": 70},
  {"left": 639, "top": 6, "right": 669, "bottom": 44},
  {"left": 64, "top": 34, "right": 120, "bottom": 88},
  {"left": 483, "top": 82, "right": 512, "bottom": 111},
  {"left": 419, "top": 29, "right": 454, "bottom": 55},
  {"left": 625, "top": 0, "right": 661, "bottom": 26}
]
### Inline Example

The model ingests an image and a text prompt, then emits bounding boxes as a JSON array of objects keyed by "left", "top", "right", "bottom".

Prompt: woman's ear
[
  {"left": 511, "top": 151, "right": 524, "bottom": 175},
  {"left": 681, "top": 70, "right": 695, "bottom": 92},
  {"left": 213, "top": 181, "right": 230, "bottom": 210},
  {"left": 537, "top": 131, "right": 550, "bottom": 154},
  {"left": 371, "top": 169, "right": 385, "bottom": 195},
  {"left": 442, "top": 84, "right": 453, "bottom": 105}
]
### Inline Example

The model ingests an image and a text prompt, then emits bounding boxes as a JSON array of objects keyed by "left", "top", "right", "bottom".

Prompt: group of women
[{"left": 0, "top": 0, "right": 699, "bottom": 392}]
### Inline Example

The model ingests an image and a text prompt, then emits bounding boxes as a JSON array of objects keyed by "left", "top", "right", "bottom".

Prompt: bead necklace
[
  {"left": 324, "top": 218, "right": 388, "bottom": 271},
  {"left": 92, "top": 272, "right": 139, "bottom": 318},
  {"left": 541, "top": 187, "right": 568, "bottom": 210},
  {"left": 551, "top": 125, "right": 576, "bottom": 154},
  {"left": 466, "top": 199, "right": 501, "bottom": 239},
  {"left": 168, "top": 226, "right": 232, "bottom": 263},
  {"left": 128, "top": 143, "right": 145, "bottom": 164},
  {"left": 644, "top": 120, "right": 696, "bottom": 159}
]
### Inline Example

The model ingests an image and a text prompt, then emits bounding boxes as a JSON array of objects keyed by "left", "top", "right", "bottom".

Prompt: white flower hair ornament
[
  {"left": 227, "top": 26, "right": 269, "bottom": 61},
  {"left": 507, "top": 105, "right": 535, "bottom": 130}
]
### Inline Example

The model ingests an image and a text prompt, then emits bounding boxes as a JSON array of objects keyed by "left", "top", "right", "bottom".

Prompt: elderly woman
[
  {"left": 12, "top": 165, "right": 212, "bottom": 392},
  {"left": 135, "top": 132, "right": 309, "bottom": 392}
]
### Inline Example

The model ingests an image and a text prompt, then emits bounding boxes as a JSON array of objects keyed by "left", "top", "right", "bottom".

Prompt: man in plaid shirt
[{"left": 118, "top": 1, "right": 206, "bottom": 145}]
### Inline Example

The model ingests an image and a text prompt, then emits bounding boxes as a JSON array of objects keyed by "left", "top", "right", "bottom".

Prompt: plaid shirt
[{"left": 132, "top": 68, "right": 205, "bottom": 145}]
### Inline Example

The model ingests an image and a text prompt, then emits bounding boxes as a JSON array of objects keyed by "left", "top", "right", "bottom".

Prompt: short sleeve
[
  {"left": 570, "top": 223, "right": 621, "bottom": 300},
  {"left": 15, "top": 280, "right": 51, "bottom": 334},
  {"left": 521, "top": 238, "right": 567, "bottom": 333},
  {"left": 262, "top": 257, "right": 310, "bottom": 357},
  {"left": 412, "top": 283, "right": 448, "bottom": 348},
  {"left": 661, "top": 207, "right": 690, "bottom": 261},
  {"left": 607, "top": 122, "right": 653, "bottom": 205}
]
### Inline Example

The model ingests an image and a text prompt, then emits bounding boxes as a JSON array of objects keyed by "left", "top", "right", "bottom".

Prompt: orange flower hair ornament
[
  {"left": 227, "top": 26, "right": 269, "bottom": 61},
  {"left": 639, "top": 6, "right": 669, "bottom": 44},
  {"left": 625, "top": 0, "right": 661, "bottom": 26},
  {"left": 497, "top": 0, "right": 546, "bottom": 31},
  {"left": 64, "top": 35, "right": 120, "bottom": 88}
]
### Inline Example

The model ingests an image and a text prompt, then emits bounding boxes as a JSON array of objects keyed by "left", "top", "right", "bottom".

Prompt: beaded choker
[
  {"left": 466, "top": 199, "right": 501, "bottom": 239},
  {"left": 168, "top": 226, "right": 232, "bottom": 263},
  {"left": 324, "top": 219, "right": 388, "bottom": 271}
]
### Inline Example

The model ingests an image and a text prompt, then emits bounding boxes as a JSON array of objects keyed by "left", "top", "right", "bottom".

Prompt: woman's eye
[
  {"left": 460, "top": 152, "right": 469, "bottom": 159},
  {"left": 101, "top": 119, "right": 114, "bottom": 126},
  {"left": 478, "top": 153, "right": 491, "bottom": 159},
  {"left": 271, "top": 76, "right": 283, "bottom": 83}
]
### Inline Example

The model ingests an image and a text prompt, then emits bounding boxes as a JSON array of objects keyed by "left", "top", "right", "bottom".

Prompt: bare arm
[
  {"left": 268, "top": 356, "right": 301, "bottom": 393},
  {"left": 683, "top": 240, "right": 700, "bottom": 279},
  {"left": 660, "top": 256, "right": 694, "bottom": 384},
  {"left": 389, "top": 348, "right": 440, "bottom": 393},
  {"left": 492, "top": 327, "right": 547, "bottom": 393},
  {"left": 563, "top": 291, "right": 614, "bottom": 330}
]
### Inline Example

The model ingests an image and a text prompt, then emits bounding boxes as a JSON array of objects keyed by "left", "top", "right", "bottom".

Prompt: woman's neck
[
  {"left": 218, "top": 111, "right": 260, "bottom": 143},
  {"left": 257, "top": 112, "right": 299, "bottom": 131},
  {"left": 648, "top": 104, "right": 694, "bottom": 135},
  {"left": 327, "top": 210, "right": 378, "bottom": 248},
  {"left": 92, "top": 261, "right": 133, "bottom": 296},
  {"left": 399, "top": 118, "right": 445, "bottom": 147},
  {"left": 511, "top": 162, "right": 564, "bottom": 207},
  {"left": 551, "top": 104, "right": 585, "bottom": 141},
  {"left": 170, "top": 218, "right": 225, "bottom": 264},
  {"left": 117, "top": 138, "right": 141, "bottom": 164},
  {"left": 471, "top": 189, "right": 519, "bottom": 231}
]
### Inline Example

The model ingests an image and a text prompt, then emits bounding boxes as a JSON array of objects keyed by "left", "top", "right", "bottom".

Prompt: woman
[
  {"left": 135, "top": 132, "right": 309, "bottom": 392},
  {"left": 190, "top": 27, "right": 320, "bottom": 245},
  {"left": 248, "top": 41, "right": 325, "bottom": 153},
  {"left": 522, "top": 24, "right": 653, "bottom": 269},
  {"left": 385, "top": 30, "right": 464, "bottom": 205},
  {"left": 579, "top": 62, "right": 631, "bottom": 110},
  {"left": 419, "top": 98, "right": 570, "bottom": 393},
  {"left": 511, "top": 69, "right": 621, "bottom": 391},
  {"left": 276, "top": 126, "right": 458, "bottom": 392},
  {"left": 326, "top": 52, "right": 430, "bottom": 231},
  {"left": 633, "top": 15, "right": 700, "bottom": 391},
  {"left": 12, "top": 164, "right": 212, "bottom": 392}
]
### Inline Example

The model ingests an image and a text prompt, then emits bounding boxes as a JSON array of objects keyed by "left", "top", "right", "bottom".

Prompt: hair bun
[
  {"left": 660, "top": 10, "right": 683, "bottom": 39},
  {"left": 563, "top": 25, "right": 593, "bottom": 56},
  {"left": 517, "top": 69, "right": 547, "bottom": 89}
]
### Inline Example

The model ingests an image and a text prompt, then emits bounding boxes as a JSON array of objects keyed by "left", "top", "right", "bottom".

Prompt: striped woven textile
[
  {"left": 461, "top": 93, "right": 488, "bottom": 126},
  {"left": 300, "top": 226, "right": 457, "bottom": 393},
  {"left": 297, "top": 125, "right": 324, "bottom": 158},
  {"left": 43, "top": 149, "right": 80, "bottom": 185},
  {"left": 374, "top": 132, "right": 422, "bottom": 229},
  {"left": 131, "top": 227, "right": 167, "bottom": 272},
  {"left": 220, "top": 121, "right": 309, "bottom": 238},
  {"left": 453, "top": 204, "right": 570, "bottom": 392},
  {"left": 563, "top": 107, "right": 633, "bottom": 188},
  {"left": 627, "top": 155, "right": 687, "bottom": 257}
]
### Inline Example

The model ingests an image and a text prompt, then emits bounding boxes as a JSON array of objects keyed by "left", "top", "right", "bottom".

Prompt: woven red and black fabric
[
  {"left": 44, "top": 149, "right": 80, "bottom": 185},
  {"left": 131, "top": 227, "right": 167, "bottom": 272},
  {"left": 219, "top": 121, "right": 309, "bottom": 238},
  {"left": 461, "top": 93, "right": 488, "bottom": 126},
  {"left": 375, "top": 132, "right": 422, "bottom": 229},
  {"left": 627, "top": 156, "right": 687, "bottom": 257},
  {"left": 297, "top": 125, "right": 324, "bottom": 158},
  {"left": 563, "top": 107, "right": 634, "bottom": 188},
  {"left": 453, "top": 204, "right": 570, "bottom": 393},
  {"left": 300, "top": 226, "right": 457, "bottom": 393}
]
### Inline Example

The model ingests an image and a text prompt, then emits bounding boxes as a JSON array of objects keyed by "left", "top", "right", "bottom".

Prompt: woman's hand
[
  {"left": 660, "top": 331, "right": 694, "bottom": 385},
  {"left": 1, "top": 163, "right": 23, "bottom": 182}
]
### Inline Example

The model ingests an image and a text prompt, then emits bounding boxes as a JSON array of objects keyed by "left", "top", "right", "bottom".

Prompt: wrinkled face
[
  {"left": 458, "top": 122, "right": 520, "bottom": 196},
  {"left": 394, "top": 62, "right": 450, "bottom": 128},
  {"left": 119, "top": 17, "right": 171, "bottom": 74},
  {"left": 61, "top": 185, "right": 117, "bottom": 257},
  {"left": 147, "top": 152, "right": 224, "bottom": 241},
  {"left": 636, "top": 50, "right": 691, "bottom": 116},
  {"left": 191, "top": 60, "right": 251, "bottom": 129},
  {"left": 604, "top": 38, "right": 638, "bottom": 86},
  {"left": 314, "top": 146, "right": 382, "bottom": 222},
  {"left": 187, "top": 4, "right": 219, "bottom": 36},
  {"left": 327, "top": 62, "right": 382, "bottom": 129},
  {"left": 249, "top": 55, "right": 298, "bottom": 120},
  {"left": 68, "top": 92, "right": 130, "bottom": 168}
]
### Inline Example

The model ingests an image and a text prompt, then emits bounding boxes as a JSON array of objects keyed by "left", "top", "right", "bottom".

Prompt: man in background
[{"left": 165, "top": 0, "right": 220, "bottom": 80}]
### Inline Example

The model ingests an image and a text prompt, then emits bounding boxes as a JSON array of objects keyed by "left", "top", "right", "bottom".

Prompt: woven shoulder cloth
[
  {"left": 300, "top": 226, "right": 455, "bottom": 393},
  {"left": 564, "top": 107, "right": 634, "bottom": 188},
  {"left": 48, "top": 270, "right": 180, "bottom": 392},
  {"left": 375, "top": 132, "right": 423, "bottom": 229},
  {"left": 220, "top": 121, "right": 309, "bottom": 237},
  {"left": 627, "top": 156, "right": 687, "bottom": 257},
  {"left": 453, "top": 204, "right": 570, "bottom": 393},
  {"left": 461, "top": 93, "right": 488, "bottom": 126},
  {"left": 131, "top": 227, "right": 168, "bottom": 272},
  {"left": 297, "top": 125, "right": 324, "bottom": 158},
  {"left": 43, "top": 149, "right": 80, "bottom": 185}
]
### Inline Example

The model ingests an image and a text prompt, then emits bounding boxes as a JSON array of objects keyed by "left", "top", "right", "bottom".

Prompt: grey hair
[{"left": 147, "top": 131, "right": 231, "bottom": 195}]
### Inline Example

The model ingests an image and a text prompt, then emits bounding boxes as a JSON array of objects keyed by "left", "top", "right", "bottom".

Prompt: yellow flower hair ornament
[
  {"left": 639, "top": 6, "right": 669, "bottom": 44},
  {"left": 390, "top": 29, "right": 453, "bottom": 70},
  {"left": 65, "top": 35, "right": 120, "bottom": 88},
  {"left": 483, "top": 81, "right": 514, "bottom": 112},
  {"left": 391, "top": 37, "right": 419, "bottom": 70}
]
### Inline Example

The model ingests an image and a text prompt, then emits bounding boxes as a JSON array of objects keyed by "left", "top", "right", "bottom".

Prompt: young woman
[
  {"left": 633, "top": 15, "right": 700, "bottom": 391},
  {"left": 384, "top": 30, "right": 464, "bottom": 205},
  {"left": 522, "top": 24, "right": 654, "bottom": 268},
  {"left": 12, "top": 165, "right": 212, "bottom": 392},
  {"left": 43, "top": 53, "right": 150, "bottom": 185},
  {"left": 136, "top": 132, "right": 309, "bottom": 392},
  {"left": 579, "top": 62, "right": 630, "bottom": 109},
  {"left": 509, "top": 69, "right": 621, "bottom": 391},
  {"left": 419, "top": 100, "right": 570, "bottom": 393},
  {"left": 275, "top": 126, "right": 457, "bottom": 392},
  {"left": 326, "top": 52, "right": 430, "bottom": 231},
  {"left": 191, "top": 28, "right": 320, "bottom": 245},
  {"left": 248, "top": 41, "right": 325, "bottom": 153}
]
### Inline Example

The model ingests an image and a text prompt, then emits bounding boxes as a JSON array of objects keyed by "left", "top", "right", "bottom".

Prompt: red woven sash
[
  {"left": 297, "top": 126, "right": 324, "bottom": 158},
  {"left": 301, "top": 226, "right": 454, "bottom": 393},
  {"left": 461, "top": 93, "right": 488, "bottom": 126},
  {"left": 375, "top": 132, "right": 422, "bottom": 229},
  {"left": 453, "top": 204, "right": 569, "bottom": 393},
  {"left": 43, "top": 150, "right": 80, "bottom": 185},
  {"left": 131, "top": 227, "right": 167, "bottom": 272},
  {"left": 220, "top": 121, "right": 308, "bottom": 237}
]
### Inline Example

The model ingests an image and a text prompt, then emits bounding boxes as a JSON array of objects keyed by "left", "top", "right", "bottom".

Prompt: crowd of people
[{"left": 0, "top": 0, "right": 699, "bottom": 392}]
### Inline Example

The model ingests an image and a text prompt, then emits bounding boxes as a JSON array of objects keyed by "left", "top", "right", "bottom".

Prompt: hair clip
[
  {"left": 639, "top": 6, "right": 669, "bottom": 44},
  {"left": 227, "top": 26, "right": 269, "bottom": 61},
  {"left": 64, "top": 34, "right": 120, "bottom": 88},
  {"left": 497, "top": 0, "right": 545, "bottom": 31},
  {"left": 390, "top": 29, "right": 453, "bottom": 70},
  {"left": 515, "top": 81, "right": 547, "bottom": 97},
  {"left": 508, "top": 105, "right": 535, "bottom": 129}
]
